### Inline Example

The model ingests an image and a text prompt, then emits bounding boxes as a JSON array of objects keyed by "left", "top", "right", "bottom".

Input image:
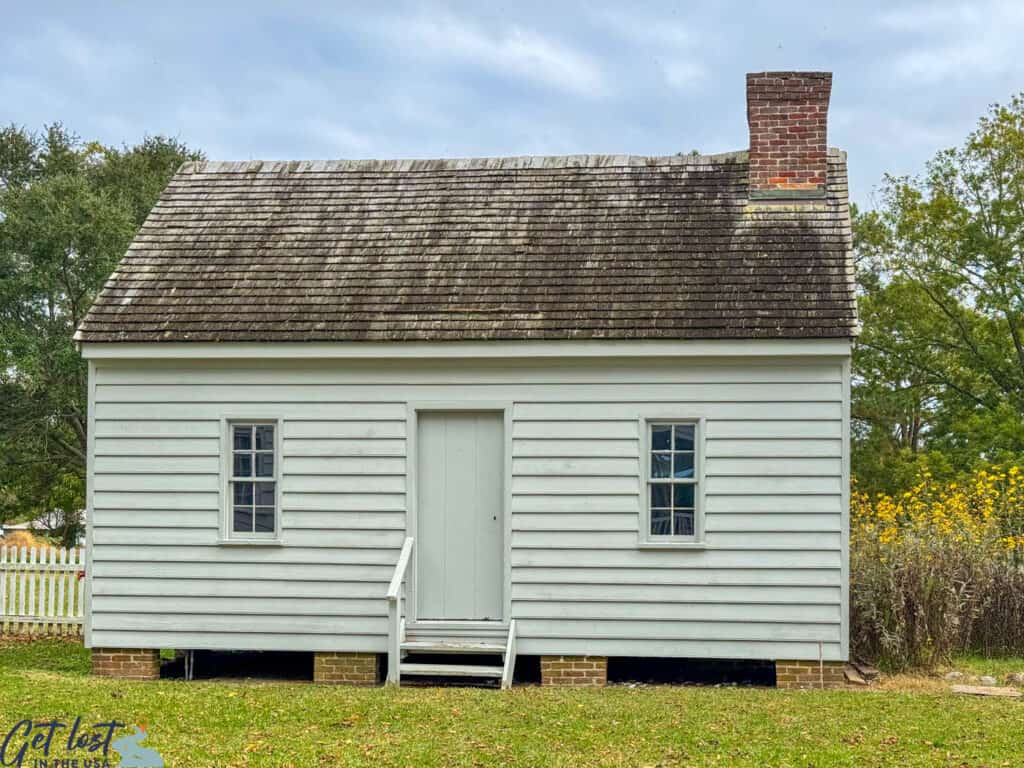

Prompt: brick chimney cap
[{"left": 746, "top": 71, "right": 832, "bottom": 79}]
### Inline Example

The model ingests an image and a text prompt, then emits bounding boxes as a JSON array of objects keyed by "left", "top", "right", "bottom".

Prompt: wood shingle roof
[{"left": 75, "top": 150, "right": 857, "bottom": 343}]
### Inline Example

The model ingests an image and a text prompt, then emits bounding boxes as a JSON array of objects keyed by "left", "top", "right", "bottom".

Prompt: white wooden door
[{"left": 416, "top": 411, "right": 504, "bottom": 621}]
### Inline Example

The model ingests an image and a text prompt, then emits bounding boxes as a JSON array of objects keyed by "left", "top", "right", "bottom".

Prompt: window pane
[
  {"left": 255, "top": 481, "right": 276, "bottom": 507},
  {"left": 254, "top": 508, "right": 275, "bottom": 533},
  {"left": 233, "top": 453, "right": 252, "bottom": 477},
  {"left": 673, "top": 452, "right": 695, "bottom": 479},
  {"left": 233, "top": 482, "right": 253, "bottom": 506},
  {"left": 673, "top": 510, "right": 694, "bottom": 536},
  {"left": 233, "top": 507, "right": 253, "bottom": 533},
  {"left": 651, "top": 509, "right": 671, "bottom": 536},
  {"left": 650, "top": 483, "right": 671, "bottom": 508},
  {"left": 651, "top": 425, "right": 671, "bottom": 451},
  {"left": 674, "top": 424, "right": 695, "bottom": 451},
  {"left": 233, "top": 426, "right": 252, "bottom": 451},
  {"left": 255, "top": 453, "right": 274, "bottom": 477},
  {"left": 650, "top": 453, "right": 671, "bottom": 479},
  {"left": 673, "top": 484, "right": 695, "bottom": 508},
  {"left": 255, "top": 425, "right": 275, "bottom": 451}
]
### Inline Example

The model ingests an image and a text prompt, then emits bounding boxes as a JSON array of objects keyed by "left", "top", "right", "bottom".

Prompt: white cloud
[
  {"left": 877, "top": 1, "right": 1024, "bottom": 83},
  {"left": 376, "top": 12, "right": 608, "bottom": 98},
  {"left": 891, "top": 42, "right": 1003, "bottom": 84},
  {"left": 169, "top": 73, "right": 378, "bottom": 159},
  {"left": 831, "top": 106, "right": 962, "bottom": 151},
  {"left": 303, "top": 118, "right": 373, "bottom": 155},
  {"left": 12, "top": 24, "right": 141, "bottom": 81},
  {"left": 588, "top": 8, "right": 695, "bottom": 48},
  {"left": 586, "top": 7, "right": 707, "bottom": 92},
  {"left": 877, "top": 1, "right": 1024, "bottom": 31},
  {"left": 660, "top": 60, "right": 706, "bottom": 91},
  {"left": 878, "top": 3, "right": 983, "bottom": 30}
]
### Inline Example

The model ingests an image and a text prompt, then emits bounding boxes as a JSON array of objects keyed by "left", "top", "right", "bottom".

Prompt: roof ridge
[
  {"left": 183, "top": 149, "right": 846, "bottom": 175},
  {"left": 182, "top": 151, "right": 762, "bottom": 175}
]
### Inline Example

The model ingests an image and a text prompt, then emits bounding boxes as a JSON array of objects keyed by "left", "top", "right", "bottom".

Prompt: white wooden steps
[
  {"left": 396, "top": 621, "right": 517, "bottom": 687},
  {"left": 386, "top": 537, "right": 518, "bottom": 687},
  {"left": 387, "top": 536, "right": 520, "bottom": 688}
]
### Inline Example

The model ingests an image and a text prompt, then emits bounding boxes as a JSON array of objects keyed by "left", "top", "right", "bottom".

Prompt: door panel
[{"left": 416, "top": 411, "right": 504, "bottom": 620}]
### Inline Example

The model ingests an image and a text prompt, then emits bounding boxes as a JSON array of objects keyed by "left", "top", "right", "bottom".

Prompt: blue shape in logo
[{"left": 111, "top": 724, "right": 164, "bottom": 768}]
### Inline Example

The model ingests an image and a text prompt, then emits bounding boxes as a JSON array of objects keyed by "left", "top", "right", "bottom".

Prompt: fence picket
[
  {"left": 57, "top": 548, "right": 67, "bottom": 622},
  {"left": 38, "top": 549, "right": 47, "bottom": 627},
  {"left": 69, "top": 549, "right": 79, "bottom": 620},
  {"left": 18, "top": 547, "right": 26, "bottom": 620},
  {"left": 27, "top": 548, "right": 37, "bottom": 631},
  {"left": 47, "top": 548, "right": 56, "bottom": 622},
  {"left": 0, "top": 544, "right": 84, "bottom": 635},
  {"left": 0, "top": 548, "right": 6, "bottom": 622}
]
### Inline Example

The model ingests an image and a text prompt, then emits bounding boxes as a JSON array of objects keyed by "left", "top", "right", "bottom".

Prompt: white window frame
[
  {"left": 639, "top": 417, "right": 706, "bottom": 548},
  {"left": 220, "top": 418, "right": 282, "bottom": 544}
]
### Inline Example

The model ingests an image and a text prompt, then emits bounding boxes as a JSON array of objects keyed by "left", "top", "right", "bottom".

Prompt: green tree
[
  {"left": 0, "top": 124, "right": 199, "bottom": 545},
  {"left": 852, "top": 95, "right": 1024, "bottom": 494}
]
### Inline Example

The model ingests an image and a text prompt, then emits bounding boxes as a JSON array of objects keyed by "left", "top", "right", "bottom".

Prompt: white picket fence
[{"left": 0, "top": 546, "right": 85, "bottom": 635}]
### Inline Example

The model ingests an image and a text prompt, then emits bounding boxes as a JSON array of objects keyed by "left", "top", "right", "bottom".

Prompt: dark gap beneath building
[
  {"left": 608, "top": 657, "right": 775, "bottom": 686},
  {"left": 161, "top": 650, "right": 313, "bottom": 681},
  {"left": 158, "top": 652, "right": 773, "bottom": 687}
]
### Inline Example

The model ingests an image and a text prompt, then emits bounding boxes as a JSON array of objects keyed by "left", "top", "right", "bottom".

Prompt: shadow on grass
[{"left": 0, "top": 636, "right": 91, "bottom": 675}]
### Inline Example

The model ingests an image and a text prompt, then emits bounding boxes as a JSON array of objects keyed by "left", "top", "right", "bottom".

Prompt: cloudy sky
[{"left": 3, "top": 1, "right": 1023, "bottom": 206}]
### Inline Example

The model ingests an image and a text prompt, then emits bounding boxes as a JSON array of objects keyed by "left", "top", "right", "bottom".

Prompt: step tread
[
  {"left": 400, "top": 662, "right": 504, "bottom": 678},
  {"left": 406, "top": 628, "right": 508, "bottom": 638},
  {"left": 401, "top": 640, "right": 505, "bottom": 654}
]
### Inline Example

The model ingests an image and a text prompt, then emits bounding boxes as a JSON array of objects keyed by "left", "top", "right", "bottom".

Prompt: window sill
[
  {"left": 217, "top": 537, "right": 284, "bottom": 547},
  {"left": 636, "top": 540, "right": 707, "bottom": 550}
]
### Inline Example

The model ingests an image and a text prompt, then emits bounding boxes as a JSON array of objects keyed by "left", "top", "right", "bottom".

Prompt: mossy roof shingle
[{"left": 75, "top": 150, "right": 858, "bottom": 343}]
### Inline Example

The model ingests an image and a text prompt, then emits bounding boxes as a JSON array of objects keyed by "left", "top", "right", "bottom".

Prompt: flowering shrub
[
  {"left": 0, "top": 530, "right": 53, "bottom": 552},
  {"left": 851, "top": 466, "right": 1024, "bottom": 669}
]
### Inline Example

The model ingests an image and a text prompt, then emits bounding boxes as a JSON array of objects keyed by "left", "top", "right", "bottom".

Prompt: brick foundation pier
[
  {"left": 91, "top": 648, "right": 160, "bottom": 680},
  {"left": 775, "top": 660, "right": 846, "bottom": 689},
  {"left": 540, "top": 655, "right": 608, "bottom": 687},
  {"left": 314, "top": 652, "right": 379, "bottom": 685}
]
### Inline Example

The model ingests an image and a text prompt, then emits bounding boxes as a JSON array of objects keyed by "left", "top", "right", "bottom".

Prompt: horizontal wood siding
[{"left": 89, "top": 355, "right": 847, "bottom": 659}]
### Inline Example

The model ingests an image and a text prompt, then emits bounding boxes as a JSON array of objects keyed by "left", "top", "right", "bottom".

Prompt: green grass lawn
[
  {"left": 947, "top": 654, "right": 1024, "bottom": 680},
  {"left": 1, "top": 640, "right": 1021, "bottom": 767}
]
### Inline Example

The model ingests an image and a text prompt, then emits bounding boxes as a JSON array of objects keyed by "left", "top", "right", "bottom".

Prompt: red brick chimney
[{"left": 746, "top": 71, "right": 832, "bottom": 196}]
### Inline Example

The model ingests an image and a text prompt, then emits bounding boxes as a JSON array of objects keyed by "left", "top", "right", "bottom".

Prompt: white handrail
[
  {"left": 501, "top": 619, "right": 517, "bottom": 690},
  {"left": 386, "top": 537, "right": 414, "bottom": 684},
  {"left": 387, "top": 537, "right": 415, "bottom": 602}
]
